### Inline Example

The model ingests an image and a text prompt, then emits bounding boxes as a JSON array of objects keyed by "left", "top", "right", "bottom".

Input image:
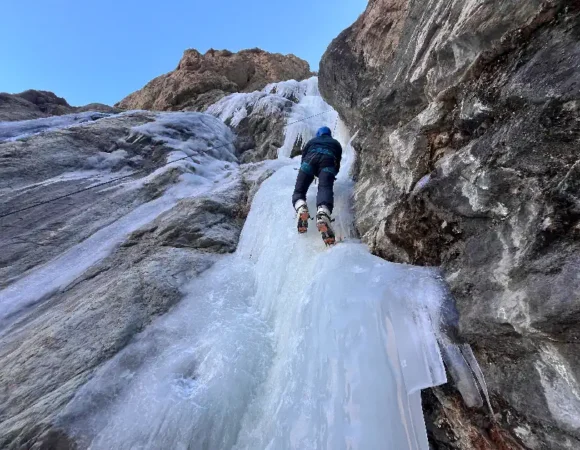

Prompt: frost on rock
[
  {"left": 0, "top": 111, "right": 112, "bottom": 142},
  {"left": 208, "top": 77, "right": 338, "bottom": 161},
  {"left": 0, "top": 112, "right": 238, "bottom": 330},
  {"left": 85, "top": 150, "right": 129, "bottom": 170},
  {"left": 132, "top": 111, "right": 237, "bottom": 163}
]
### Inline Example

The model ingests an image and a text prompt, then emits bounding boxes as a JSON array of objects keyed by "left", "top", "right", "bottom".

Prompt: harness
[
  {"left": 301, "top": 147, "right": 338, "bottom": 176},
  {"left": 300, "top": 161, "right": 338, "bottom": 177},
  {"left": 310, "top": 147, "right": 336, "bottom": 158}
]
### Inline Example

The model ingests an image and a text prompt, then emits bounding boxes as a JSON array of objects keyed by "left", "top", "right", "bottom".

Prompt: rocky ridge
[
  {"left": 0, "top": 90, "right": 119, "bottom": 122},
  {"left": 116, "top": 48, "right": 313, "bottom": 112},
  {"left": 320, "top": 1, "right": 580, "bottom": 449}
]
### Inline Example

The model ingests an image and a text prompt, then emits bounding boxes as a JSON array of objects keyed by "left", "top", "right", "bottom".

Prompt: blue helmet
[{"left": 316, "top": 126, "right": 332, "bottom": 137}]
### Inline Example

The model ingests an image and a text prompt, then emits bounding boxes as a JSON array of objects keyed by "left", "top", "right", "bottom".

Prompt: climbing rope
[
  {"left": 0, "top": 109, "right": 336, "bottom": 220},
  {"left": 333, "top": 111, "right": 340, "bottom": 134}
]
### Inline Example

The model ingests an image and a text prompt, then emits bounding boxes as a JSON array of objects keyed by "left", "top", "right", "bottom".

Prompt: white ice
[
  {"left": 2, "top": 79, "right": 480, "bottom": 449},
  {"left": 0, "top": 111, "right": 112, "bottom": 142},
  {"left": 207, "top": 91, "right": 291, "bottom": 128},
  {"left": 0, "top": 112, "right": 237, "bottom": 330},
  {"left": 131, "top": 112, "right": 237, "bottom": 164},
  {"left": 266, "top": 78, "right": 339, "bottom": 158},
  {"left": 1, "top": 170, "right": 131, "bottom": 195},
  {"left": 207, "top": 77, "right": 339, "bottom": 158},
  {"left": 61, "top": 102, "right": 448, "bottom": 450}
]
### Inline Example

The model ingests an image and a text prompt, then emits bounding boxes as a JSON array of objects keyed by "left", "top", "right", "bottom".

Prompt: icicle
[
  {"left": 440, "top": 342, "right": 483, "bottom": 408},
  {"left": 460, "top": 344, "right": 494, "bottom": 416}
]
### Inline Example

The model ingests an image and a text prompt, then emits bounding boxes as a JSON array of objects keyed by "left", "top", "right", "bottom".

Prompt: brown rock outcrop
[{"left": 116, "top": 48, "right": 312, "bottom": 112}]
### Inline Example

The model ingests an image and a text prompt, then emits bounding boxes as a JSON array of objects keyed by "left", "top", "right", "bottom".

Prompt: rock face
[
  {"left": 207, "top": 77, "right": 332, "bottom": 163},
  {"left": 0, "top": 111, "right": 275, "bottom": 449},
  {"left": 116, "top": 48, "right": 313, "bottom": 112},
  {"left": 207, "top": 90, "right": 292, "bottom": 163},
  {"left": 0, "top": 90, "right": 119, "bottom": 122},
  {"left": 320, "top": 1, "right": 580, "bottom": 449}
]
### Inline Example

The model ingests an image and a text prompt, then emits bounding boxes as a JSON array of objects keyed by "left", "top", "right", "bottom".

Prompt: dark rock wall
[{"left": 320, "top": 1, "right": 580, "bottom": 448}]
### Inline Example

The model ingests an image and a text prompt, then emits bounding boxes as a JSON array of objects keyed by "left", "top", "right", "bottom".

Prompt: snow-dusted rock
[
  {"left": 0, "top": 111, "right": 261, "bottom": 448},
  {"left": 0, "top": 89, "right": 119, "bottom": 122}
]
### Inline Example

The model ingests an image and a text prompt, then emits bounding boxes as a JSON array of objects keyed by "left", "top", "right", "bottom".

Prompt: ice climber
[{"left": 292, "top": 126, "right": 343, "bottom": 246}]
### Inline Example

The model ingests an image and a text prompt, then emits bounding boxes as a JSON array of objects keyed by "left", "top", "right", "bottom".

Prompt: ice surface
[
  {"left": 208, "top": 77, "right": 338, "bottom": 159},
  {"left": 61, "top": 109, "right": 448, "bottom": 450},
  {"left": 460, "top": 344, "right": 494, "bottom": 415},
  {"left": 271, "top": 78, "right": 339, "bottom": 158},
  {"left": 131, "top": 112, "right": 236, "bottom": 164},
  {"left": 0, "top": 179, "right": 222, "bottom": 330},
  {"left": 440, "top": 343, "right": 483, "bottom": 408},
  {"left": 0, "top": 111, "right": 112, "bottom": 142},
  {"left": 0, "top": 112, "right": 237, "bottom": 330},
  {"left": 1, "top": 170, "right": 132, "bottom": 195},
  {"left": 2, "top": 80, "right": 481, "bottom": 448},
  {"left": 207, "top": 91, "right": 291, "bottom": 128}
]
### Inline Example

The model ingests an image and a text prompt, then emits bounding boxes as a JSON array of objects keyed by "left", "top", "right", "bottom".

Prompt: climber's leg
[
  {"left": 292, "top": 165, "right": 315, "bottom": 233},
  {"left": 316, "top": 169, "right": 337, "bottom": 245},
  {"left": 316, "top": 169, "right": 336, "bottom": 213}
]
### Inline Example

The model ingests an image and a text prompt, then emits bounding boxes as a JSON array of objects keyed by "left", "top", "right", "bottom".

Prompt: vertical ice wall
[
  {"left": 207, "top": 77, "right": 340, "bottom": 159},
  {"left": 60, "top": 81, "right": 451, "bottom": 450},
  {"left": 264, "top": 78, "right": 339, "bottom": 158}
]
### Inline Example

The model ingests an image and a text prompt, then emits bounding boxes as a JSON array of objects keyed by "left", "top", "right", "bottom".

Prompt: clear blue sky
[{"left": 0, "top": 0, "right": 367, "bottom": 106}]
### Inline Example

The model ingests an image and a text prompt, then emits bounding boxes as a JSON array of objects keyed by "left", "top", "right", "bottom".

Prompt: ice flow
[{"left": 62, "top": 78, "right": 448, "bottom": 449}]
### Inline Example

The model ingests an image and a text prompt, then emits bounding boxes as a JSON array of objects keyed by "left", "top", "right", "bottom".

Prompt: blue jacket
[{"left": 301, "top": 135, "right": 343, "bottom": 173}]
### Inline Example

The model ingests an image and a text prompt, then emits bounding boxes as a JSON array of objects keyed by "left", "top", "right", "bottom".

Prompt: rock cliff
[
  {"left": 0, "top": 111, "right": 279, "bottom": 448},
  {"left": 116, "top": 48, "right": 313, "bottom": 112},
  {"left": 320, "top": 1, "right": 580, "bottom": 449}
]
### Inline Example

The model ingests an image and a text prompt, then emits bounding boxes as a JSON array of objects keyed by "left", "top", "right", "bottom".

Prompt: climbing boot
[
  {"left": 295, "top": 199, "right": 309, "bottom": 234},
  {"left": 316, "top": 205, "right": 336, "bottom": 246}
]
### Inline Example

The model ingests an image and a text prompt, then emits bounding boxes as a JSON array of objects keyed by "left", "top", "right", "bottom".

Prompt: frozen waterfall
[{"left": 60, "top": 78, "right": 455, "bottom": 449}]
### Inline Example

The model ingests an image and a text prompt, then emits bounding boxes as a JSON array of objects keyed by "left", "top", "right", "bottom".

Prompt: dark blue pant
[{"left": 292, "top": 162, "right": 337, "bottom": 213}]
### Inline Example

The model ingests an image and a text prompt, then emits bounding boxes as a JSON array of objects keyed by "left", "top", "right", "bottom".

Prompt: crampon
[
  {"left": 316, "top": 206, "right": 336, "bottom": 246},
  {"left": 317, "top": 221, "right": 336, "bottom": 246},
  {"left": 297, "top": 208, "right": 310, "bottom": 234},
  {"left": 295, "top": 200, "right": 310, "bottom": 234}
]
